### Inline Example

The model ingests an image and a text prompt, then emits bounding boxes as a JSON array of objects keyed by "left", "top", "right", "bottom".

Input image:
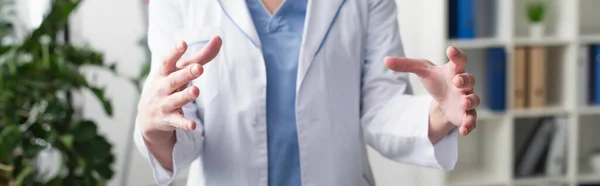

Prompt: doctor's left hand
[{"left": 384, "top": 46, "right": 479, "bottom": 137}]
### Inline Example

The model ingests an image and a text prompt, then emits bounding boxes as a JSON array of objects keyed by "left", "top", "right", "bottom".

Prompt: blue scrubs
[{"left": 246, "top": 0, "right": 307, "bottom": 185}]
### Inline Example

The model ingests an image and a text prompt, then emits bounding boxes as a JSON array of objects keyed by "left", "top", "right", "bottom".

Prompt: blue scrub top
[{"left": 245, "top": 0, "right": 307, "bottom": 186}]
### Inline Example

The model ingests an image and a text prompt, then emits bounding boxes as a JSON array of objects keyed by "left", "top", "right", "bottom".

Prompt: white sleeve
[
  {"left": 133, "top": 0, "right": 204, "bottom": 185},
  {"left": 360, "top": 0, "right": 458, "bottom": 171}
]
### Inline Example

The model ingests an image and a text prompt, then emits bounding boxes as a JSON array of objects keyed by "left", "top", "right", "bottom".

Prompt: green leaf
[
  {"left": 60, "top": 134, "right": 74, "bottom": 149},
  {"left": 0, "top": 125, "right": 22, "bottom": 163},
  {"left": 71, "top": 120, "right": 97, "bottom": 142},
  {"left": 75, "top": 135, "right": 114, "bottom": 180},
  {"left": 108, "top": 63, "right": 117, "bottom": 72},
  {"left": 13, "top": 164, "right": 34, "bottom": 186},
  {"left": 84, "top": 136, "right": 111, "bottom": 161},
  {"left": 19, "top": 0, "right": 83, "bottom": 50},
  {"left": 527, "top": 2, "right": 546, "bottom": 23},
  {"left": 89, "top": 87, "right": 113, "bottom": 116},
  {"left": 138, "top": 61, "right": 151, "bottom": 80},
  {"left": 93, "top": 160, "right": 113, "bottom": 180},
  {"left": 45, "top": 177, "right": 64, "bottom": 186}
]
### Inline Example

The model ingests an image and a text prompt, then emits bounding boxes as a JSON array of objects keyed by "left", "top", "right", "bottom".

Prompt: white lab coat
[{"left": 134, "top": 0, "right": 458, "bottom": 185}]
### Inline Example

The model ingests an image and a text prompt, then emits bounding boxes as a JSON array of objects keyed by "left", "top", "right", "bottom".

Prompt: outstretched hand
[
  {"left": 384, "top": 46, "right": 479, "bottom": 136},
  {"left": 138, "top": 36, "right": 222, "bottom": 135}
]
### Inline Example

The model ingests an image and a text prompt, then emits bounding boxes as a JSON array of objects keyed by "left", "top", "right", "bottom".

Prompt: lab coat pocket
[{"left": 184, "top": 26, "right": 223, "bottom": 102}]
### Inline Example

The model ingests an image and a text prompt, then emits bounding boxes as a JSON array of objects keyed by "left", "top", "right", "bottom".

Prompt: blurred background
[{"left": 0, "top": 0, "right": 599, "bottom": 186}]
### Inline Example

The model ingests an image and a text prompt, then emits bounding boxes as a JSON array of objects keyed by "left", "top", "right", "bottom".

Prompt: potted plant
[
  {"left": 590, "top": 148, "right": 600, "bottom": 174},
  {"left": 527, "top": 1, "right": 547, "bottom": 39},
  {"left": 0, "top": 0, "right": 119, "bottom": 185}
]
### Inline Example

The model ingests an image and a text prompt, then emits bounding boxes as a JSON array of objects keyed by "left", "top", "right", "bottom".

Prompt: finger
[
  {"left": 176, "top": 36, "right": 223, "bottom": 69},
  {"left": 460, "top": 110, "right": 477, "bottom": 136},
  {"left": 384, "top": 56, "right": 433, "bottom": 77},
  {"left": 163, "top": 86, "right": 200, "bottom": 111},
  {"left": 446, "top": 46, "right": 467, "bottom": 73},
  {"left": 164, "top": 114, "right": 196, "bottom": 131},
  {"left": 161, "top": 41, "right": 188, "bottom": 75},
  {"left": 453, "top": 73, "right": 475, "bottom": 89},
  {"left": 164, "top": 64, "right": 204, "bottom": 92},
  {"left": 463, "top": 94, "right": 481, "bottom": 110}
]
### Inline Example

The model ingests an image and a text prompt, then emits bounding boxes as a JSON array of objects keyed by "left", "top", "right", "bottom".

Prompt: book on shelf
[
  {"left": 513, "top": 47, "right": 528, "bottom": 109},
  {"left": 527, "top": 46, "right": 547, "bottom": 108},
  {"left": 594, "top": 44, "right": 600, "bottom": 105},
  {"left": 448, "top": 0, "right": 496, "bottom": 39},
  {"left": 579, "top": 46, "right": 591, "bottom": 106},
  {"left": 589, "top": 45, "right": 596, "bottom": 105},
  {"left": 486, "top": 47, "right": 506, "bottom": 111},
  {"left": 515, "top": 117, "right": 557, "bottom": 178},
  {"left": 451, "top": 0, "right": 475, "bottom": 39},
  {"left": 545, "top": 117, "right": 568, "bottom": 177}
]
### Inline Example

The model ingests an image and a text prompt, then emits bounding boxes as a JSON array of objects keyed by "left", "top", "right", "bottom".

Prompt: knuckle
[
  {"left": 161, "top": 56, "right": 170, "bottom": 65},
  {"left": 168, "top": 77, "right": 178, "bottom": 90},
  {"left": 158, "top": 99, "right": 172, "bottom": 112}
]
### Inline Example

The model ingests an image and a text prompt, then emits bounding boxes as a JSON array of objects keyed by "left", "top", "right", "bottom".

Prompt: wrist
[
  {"left": 141, "top": 127, "right": 177, "bottom": 147},
  {"left": 428, "top": 100, "right": 456, "bottom": 143}
]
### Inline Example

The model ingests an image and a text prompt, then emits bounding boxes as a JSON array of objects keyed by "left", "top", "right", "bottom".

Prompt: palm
[
  {"left": 419, "top": 63, "right": 469, "bottom": 126},
  {"left": 384, "top": 46, "right": 479, "bottom": 135}
]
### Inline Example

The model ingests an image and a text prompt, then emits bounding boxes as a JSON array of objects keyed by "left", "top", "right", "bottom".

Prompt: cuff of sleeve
[
  {"left": 134, "top": 127, "right": 198, "bottom": 186},
  {"left": 379, "top": 94, "right": 457, "bottom": 171},
  {"left": 432, "top": 127, "right": 458, "bottom": 171},
  {"left": 412, "top": 95, "right": 458, "bottom": 171}
]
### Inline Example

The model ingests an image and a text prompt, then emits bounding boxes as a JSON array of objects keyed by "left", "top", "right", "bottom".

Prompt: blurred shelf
[
  {"left": 514, "top": 37, "right": 570, "bottom": 47},
  {"left": 580, "top": 34, "right": 600, "bottom": 44},
  {"left": 510, "top": 106, "right": 569, "bottom": 118},
  {"left": 448, "top": 38, "right": 505, "bottom": 49},
  {"left": 478, "top": 109, "right": 506, "bottom": 121},
  {"left": 578, "top": 106, "right": 600, "bottom": 116},
  {"left": 513, "top": 176, "right": 568, "bottom": 185},
  {"left": 448, "top": 168, "right": 507, "bottom": 186},
  {"left": 578, "top": 172, "right": 600, "bottom": 184}
]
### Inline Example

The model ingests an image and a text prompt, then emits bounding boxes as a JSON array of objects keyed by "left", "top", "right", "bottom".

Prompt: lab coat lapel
[
  {"left": 297, "top": 0, "right": 346, "bottom": 91},
  {"left": 217, "top": 0, "right": 261, "bottom": 48}
]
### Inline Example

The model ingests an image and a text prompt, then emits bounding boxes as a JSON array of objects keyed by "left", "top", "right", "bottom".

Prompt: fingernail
[
  {"left": 468, "top": 99, "right": 472, "bottom": 108},
  {"left": 191, "top": 64, "right": 200, "bottom": 75},
  {"left": 460, "top": 76, "right": 465, "bottom": 86},
  {"left": 453, "top": 47, "right": 461, "bottom": 57},
  {"left": 176, "top": 41, "right": 185, "bottom": 52},
  {"left": 189, "top": 87, "right": 196, "bottom": 97}
]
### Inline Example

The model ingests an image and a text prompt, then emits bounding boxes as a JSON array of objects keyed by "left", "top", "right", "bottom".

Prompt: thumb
[{"left": 384, "top": 56, "right": 433, "bottom": 77}]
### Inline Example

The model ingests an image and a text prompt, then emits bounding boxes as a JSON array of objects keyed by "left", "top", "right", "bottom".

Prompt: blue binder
[
  {"left": 486, "top": 47, "right": 506, "bottom": 111},
  {"left": 591, "top": 44, "right": 600, "bottom": 105},
  {"left": 589, "top": 46, "right": 596, "bottom": 105},
  {"left": 448, "top": 0, "right": 458, "bottom": 38},
  {"left": 456, "top": 0, "right": 475, "bottom": 39}
]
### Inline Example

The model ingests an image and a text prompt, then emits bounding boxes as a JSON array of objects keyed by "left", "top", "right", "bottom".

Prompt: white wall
[
  {"left": 365, "top": 1, "right": 445, "bottom": 186},
  {"left": 70, "top": 0, "right": 155, "bottom": 185}
]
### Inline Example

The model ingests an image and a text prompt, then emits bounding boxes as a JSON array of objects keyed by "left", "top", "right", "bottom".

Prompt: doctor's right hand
[{"left": 138, "top": 36, "right": 222, "bottom": 140}]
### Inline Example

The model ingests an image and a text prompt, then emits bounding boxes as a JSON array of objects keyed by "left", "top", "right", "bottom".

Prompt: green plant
[
  {"left": 527, "top": 1, "right": 546, "bottom": 23},
  {"left": 0, "top": 0, "right": 117, "bottom": 185},
  {"left": 591, "top": 148, "right": 600, "bottom": 155}
]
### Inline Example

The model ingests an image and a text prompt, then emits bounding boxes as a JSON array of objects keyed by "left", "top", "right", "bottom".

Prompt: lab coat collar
[
  {"left": 217, "top": 0, "right": 262, "bottom": 48},
  {"left": 217, "top": 0, "right": 347, "bottom": 91},
  {"left": 297, "top": 0, "right": 346, "bottom": 91}
]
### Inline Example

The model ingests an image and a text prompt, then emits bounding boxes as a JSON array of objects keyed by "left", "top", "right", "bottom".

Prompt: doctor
[{"left": 135, "top": 0, "right": 480, "bottom": 185}]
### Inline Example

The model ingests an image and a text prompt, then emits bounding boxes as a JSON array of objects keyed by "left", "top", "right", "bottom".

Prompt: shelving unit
[{"left": 407, "top": 0, "right": 600, "bottom": 186}]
